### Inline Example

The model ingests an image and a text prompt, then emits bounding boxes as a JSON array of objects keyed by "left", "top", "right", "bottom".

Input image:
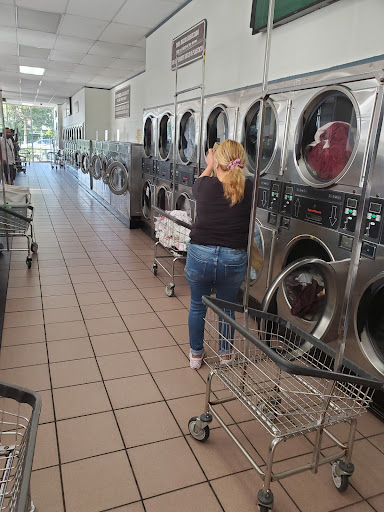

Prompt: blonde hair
[{"left": 214, "top": 139, "right": 246, "bottom": 206}]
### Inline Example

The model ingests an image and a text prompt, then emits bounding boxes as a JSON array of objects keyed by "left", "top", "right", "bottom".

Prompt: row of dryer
[{"left": 139, "top": 60, "right": 384, "bottom": 393}]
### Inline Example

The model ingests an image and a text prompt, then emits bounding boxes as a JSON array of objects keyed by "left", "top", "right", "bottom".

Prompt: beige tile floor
[{"left": 0, "top": 164, "right": 384, "bottom": 512}]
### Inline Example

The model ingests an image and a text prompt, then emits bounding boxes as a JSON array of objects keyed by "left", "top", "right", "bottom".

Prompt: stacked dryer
[
  {"left": 155, "top": 109, "right": 174, "bottom": 212},
  {"left": 141, "top": 110, "right": 157, "bottom": 237},
  {"left": 77, "top": 139, "right": 92, "bottom": 191},
  {"left": 260, "top": 69, "right": 381, "bottom": 346}
]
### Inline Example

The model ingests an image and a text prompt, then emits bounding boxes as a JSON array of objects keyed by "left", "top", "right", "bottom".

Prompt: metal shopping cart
[
  {"left": 0, "top": 204, "right": 37, "bottom": 268},
  {"left": 0, "top": 382, "right": 41, "bottom": 511},
  {"left": 47, "top": 151, "right": 64, "bottom": 170},
  {"left": 152, "top": 206, "right": 192, "bottom": 297},
  {"left": 189, "top": 296, "right": 384, "bottom": 511}
]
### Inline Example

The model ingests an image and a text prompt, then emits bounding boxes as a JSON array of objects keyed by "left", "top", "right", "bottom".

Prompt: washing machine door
[
  {"left": 156, "top": 185, "right": 172, "bottom": 211},
  {"left": 143, "top": 116, "right": 155, "bottom": 158},
  {"left": 107, "top": 161, "right": 128, "bottom": 195},
  {"left": 74, "top": 150, "right": 82, "bottom": 169},
  {"left": 356, "top": 274, "right": 384, "bottom": 376},
  {"left": 91, "top": 155, "right": 102, "bottom": 180},
  {"left": 80, "top": 152, "right": 90, "bottom": 174},
  {"left": 205, "top": 106, "right": 229, "bottom": 154},
  {"left": 158, "top": 113, "right": 173, "bottom": 161},
  {"left": 142, "top": 181, "right": 153, "bottom": 219},
  {"left": 263, "top": 257, "right": 339, "bottom": 346},
  {"left": 102, "top": 157, "right": 111, "bottom": 184},
  {"left": 243, "top": 100, "right": 278, "bottom": 175},
  {"left": 176, "top": 192, "right": 194, "bottom": 220},
  {"left": 179, "top": 111, "right": 196, "bottom": 164}
]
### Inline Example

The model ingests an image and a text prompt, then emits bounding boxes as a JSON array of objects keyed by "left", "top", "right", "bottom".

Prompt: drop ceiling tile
[
  {"left": 99, "top": 22, "right": 148, "bottom": 45},
  {"left": 59, "top": 14, "right": 108, "bottom": 39},
  {"left": 50, "top": 49, "right": 87, "bottom": 64},
  {"left": 19, "top": 56, "right": 50, "bottom": 68},
  {"left": 119, "top": 45, "right": 145, "bottom": 62},
  {"left": 17, "top": 29, "right": 56, "bottom": 49},
  {"left": 135, "top": 38, "right": 146, "bottom": 48},
  {"left": 0, "top": 54, "right": 18, "bottom": 65},
  {"left": 66, "top": 0, "right": 126, "bottom": 22},
  {"left": 72, "top": 64, "right": 104, "bottom": 75},
  {"left": 17, "top": 8, "right": 61, "bottom": 34},
  {"left": 99, "top": 67, "right": 129, "bottom": 78},
  {"left": 108, "top": 58, "right": 133, "bottom": 70},
  {"left": 0, "top": 27, "right": 17, "bottom": 44},
  {"left": 115, "top": 0, "right": 180, "bottom": 28},
  {"left": 89, "top": 41, "right": 130, "bottom": 58},
  {"left": 0, "top": 63, "right": 19, "bottom": 73},
  {"left": 0, "top": 43, "right": 18, "bottom": 55},
  {"left": 54, "top": 35, "right": 95, "bottom": 53},
  {"left": 80, "top": 54, "right": 112, "bottom": 67},
  {"left": 19, "top": 45, "right": 51, "bottom": 59},
  {"left": 46, "top": 61, "right": 77, "bottom": 72},
  {"left": 15, "top": 0, "right": 68, "bottom": 13},
  {"left": 68, "top": 73, "right": 98, "bottom": 83},
  {"left": 0, "top": 4, "right": 16, "bottom": 28}
]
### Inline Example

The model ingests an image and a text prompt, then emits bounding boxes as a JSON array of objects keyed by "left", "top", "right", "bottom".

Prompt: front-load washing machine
[
  {"left": 237, "top": 88, "right": 293, "bottom": 305},
  {"left": 90, "top": 141, "right": 111, "bottom": 204},
  {"left": 78, "top": 139, "right": 92, "bottom": 191},
  {"left": 106, "top": 142, "right": 142, "bottom": 228},
  {"left": 155, "top": 109, "right": 174, "bottom": 212},
  {"left": 263, "top": 70, "right": 382, "bottom": 344},
  {"left": 141, "top": 110, "right": 157, "bottom": 237}
]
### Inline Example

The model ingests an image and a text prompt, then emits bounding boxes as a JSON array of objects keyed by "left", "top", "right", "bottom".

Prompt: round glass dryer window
[
  {"left": 144, "top": 117, "right": 154, "bottom": 157},
  {"left": 176, "top": 193, "right": 192, "bottom": 218},
  {"left": 179, "top": 112, "right": 196, "bottom": 163},
  {"left": 142, "top": 182, "right": 152, "bottom": 219},
  {"left": 159, "top": 114, "right": 173, "bottom": 160},
  {"left": 357, "top": 280, "right": 384, "bottom": 369},
  {"left": 244, "top": 101, "right": 277, "bottom": 174},
  {"left": 109, "top": 162, "right": 128, "bottom": 195},
  {"left": 157, "top": 186, "right": 171, "bottom": 210},
  {"left": 205, "top": 107, "right": 229, "bottom": 154},
  {"left": 297, "top": 91, "right": 358, "bottom": 184}
]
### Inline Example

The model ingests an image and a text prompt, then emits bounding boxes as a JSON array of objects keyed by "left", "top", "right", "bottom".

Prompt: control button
[
  {"left": 268, "top": 213, "right": 277, "bottom": 225},
  {"left": 361, "top": 242, "right": 376, "bottom": 259},
  {"left": 377, "top": 215, "right": 381, "bottom": 221},
  {"left": 353, "top": 210, "right": 357, "bottom": 216},
  {"left": 345, "top": 207, "right": 350, "bottom": 214},
  {"left": 367, "top": 213, "right": 372, "bottom": 219},
  {"left": 280, "top": 217, "right": 290, "bottom": 229}
]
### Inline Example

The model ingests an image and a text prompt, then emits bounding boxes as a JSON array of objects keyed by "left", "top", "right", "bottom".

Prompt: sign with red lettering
[
  {"left": 171, "top": 20, "right": 206, "bottom": 71},
  {"left": 115, "top": 85, "right": 130, "bottom": 119}
]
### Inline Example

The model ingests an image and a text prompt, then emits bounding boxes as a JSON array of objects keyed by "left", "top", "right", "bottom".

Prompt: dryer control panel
[
  {"left": 157, "top": 161, "right": 173, "bottom": 181},
  {"left": 142, "top": 157, "right": 155, "bottom": 176},
  {"left": 340, "top": 194, "right": 359, "bottom": 233},
  {"left": 257, "top": 179, "right": 282, "bottom": 213},
  {"left": 363, "top": 198, "right": 384, "bottom": 240},
  {"left": 176, "top": 164, "right": 197, "bottom": 187}
]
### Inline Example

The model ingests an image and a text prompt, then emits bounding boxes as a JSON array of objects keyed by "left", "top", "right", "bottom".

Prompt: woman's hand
[{"left": 205, "top": 148, "right": 215, "bottom": 171}]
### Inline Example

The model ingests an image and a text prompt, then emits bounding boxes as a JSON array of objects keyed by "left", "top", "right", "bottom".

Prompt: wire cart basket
[
  {"left": 0, "top": 382, "right": 41, "bottom": 512},
  {"left": 0, "top": 205, "right": 37, "bottom": 269},
  {"left": 152, "top": 206, "right": 192, "bottom": 297},
  {"left": 47, "top": 151, "right": 64, "bottom": 170},
  {"left": 189, "top": 296, "right": 384, "bottom": 511}
]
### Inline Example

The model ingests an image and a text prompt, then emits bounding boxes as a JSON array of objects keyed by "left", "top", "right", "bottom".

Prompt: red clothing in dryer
[{"left": 305, "top": 121, "right": 353, "bottom": 180}]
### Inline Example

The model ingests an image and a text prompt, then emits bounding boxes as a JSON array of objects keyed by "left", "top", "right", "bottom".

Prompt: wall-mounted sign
[
  {"left": 250, "top": 0, "right": 339, "bottom": 34},
  {"left": 171, "top": 20, "right": 206, "bottom": 71},
  {"left": 115, "top": 85, "right": 130, "bottom": 119}
]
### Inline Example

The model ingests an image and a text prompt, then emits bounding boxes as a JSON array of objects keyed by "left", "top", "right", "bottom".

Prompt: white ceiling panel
[
  {"left": 43, "top": 71, "right": 70, "bottom": 81},
  {"left": 59, "top": 14, "right": 108, "bottom": 39},
  {"left": 118, "top": 45, "right": 145, "bottom": 62},
  {"left": 99, "top": 67, "right": 129, "bottom": 78},
  {"left": 54, "top": 35, "right": 95, "bottom": 53},
  {"left": 68, "top": 73, "right": 98, "bottom": 83},
  {"left": 66, "top": 0, "right": 126, "bottom": 22},
  {"left": 99, "top": 22, "right": 147, "bottom": 45},
  {"left": 115, "top": 0, "right": 180, "bottom": 28},
  {"left": 0, "top": 26, "right": 17, "bottom": 44},
  {"left": 17, "top": 29, "right": 56, "bottom": 49},
  {"left": 17, "top": 8, "right": 61, "bottom": 34},
  {"left": 50, "top": 49, "right": 87, "bottom": 64},
  {"left": 19, "top": 44, "right": 51, "bottom": 59},
  {"left": 45, "top": 61, "right": 77, "bottom": 72},
  {"left": 15, "top": 0, "right": 68, "bottom": 14},
  {"left": 0, "top": 43, "right": 18, "bottom": 55},
  {"left": 89, "top": 41, "right": 130, "bottom": 58},
  {"left": 80, "top": 54, "right": 112, "bottom": 67},
  {"left": 19, "top": 56, "right": 50, "bottom": 68},
  {"left": 72, "top": 64, "right": 105, "bottom": 74},
  {"left": 0, "top": 64, "right": 19, "bottom": 73},
  {"left": 0, "top": 4, "right": 16, "bottom": 28},
  {"left": 108, "top": 58, "right": 133, "bottom": 70}
]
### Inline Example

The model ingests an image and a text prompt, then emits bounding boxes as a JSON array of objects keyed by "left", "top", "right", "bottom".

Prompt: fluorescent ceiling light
[
  {"left": 22, "top": 102, "right": 35, "bottom": 106},
  {"left": 19, "top": 66, "right": 45, "bottom": 76}
]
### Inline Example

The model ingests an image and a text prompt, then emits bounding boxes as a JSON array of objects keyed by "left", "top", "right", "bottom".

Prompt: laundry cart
[
  {"left": 0, "top": 185, "right": 38, "bottom": 268},
  {"left": 0, "top": 381, "right": 41, "bottom": 511},
  {"left": 152, "top": 206, "right": 191, "bottom": 296},
  {"left": 189, "top": 296, "right": 384, "bottom": 512}
]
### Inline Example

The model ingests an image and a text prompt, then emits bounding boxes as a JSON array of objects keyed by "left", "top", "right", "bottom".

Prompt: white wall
[
  {"left": 84, "top": 88, "right": 111, "bottom": 140},
  {"left": 62, "top": 88, "right": 85, "bottom": 128},
  {"left": 109, "top": 0, "right": 384, "bottom": 141}
]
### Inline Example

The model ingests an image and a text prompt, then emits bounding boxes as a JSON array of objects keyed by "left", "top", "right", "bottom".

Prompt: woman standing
[{"left": 185, "top": 140, "right": 253, "bottom": 369}]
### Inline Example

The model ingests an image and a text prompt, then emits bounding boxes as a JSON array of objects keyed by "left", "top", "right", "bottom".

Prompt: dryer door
[
  {"left": 91, "top": 155, "right": 102, "bottom": 180},
  {"left": 356, "top": 274, "right": 384, "bottom": 376},
  {"left": 156, "top": 185, "right": 172, "bottom": 211},
  {"left": 175, "top": 192, "right": 194, "bottom": 220},
  {"left": 80, "top": 152, "right": 90, "bottom": 174},
  {"left": 204, "top": 106, "right": 229, "bottom": 154},
  {"left": 108, "top": 161, "right": 128, "bottom": 195},
  {"left": 142, "top": 180, "right": 153, "bottom": 219},
  {"left": 158, "top": 113, "right": 173, "bottom": 161},
  {"left": 178, "top": 111, "right": 196, "bottom": 164}
]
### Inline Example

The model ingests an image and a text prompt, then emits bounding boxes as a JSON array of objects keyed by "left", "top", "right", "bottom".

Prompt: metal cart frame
[
  {"left": 189, "top": 296, "right": 383, "bottom": 511},
  {"left": 0, "top": 381, "right": 41, "bottom": 512},
  {"left": 0, "top": 205, "right": 38, "bottom": 268},
  {"left": 152, "top": 206, "right": 192, "bottom": 297}
]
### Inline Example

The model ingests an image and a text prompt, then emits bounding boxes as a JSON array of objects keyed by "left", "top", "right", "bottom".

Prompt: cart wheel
[
  {"left": 152, "top": 263, "right": 158, "bottom": 276},
  {"left": 332, "top": 462, "right": 350, "bottom": 492},
  {"left": 31, "top": 242, "right": 38, "bottom": 253},
  {"left": 165, "top": 283, "right": 175, "bottom": 297},
  {"left": 26, "top": 257, "right": 32, "bottom": 269},
  {"left": 258, "top": 506, "right": 273, "bottom": 512},
  {"left": 257, "top": 489, "right": 274, "bottom": 512},
  {"left": 188, "top": 417, "right": 210, "bottom": 442}
]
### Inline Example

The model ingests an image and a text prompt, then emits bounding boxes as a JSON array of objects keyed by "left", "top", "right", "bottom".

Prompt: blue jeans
[{"left": 185, "top": 243, "right": 247, "bottom": 356}]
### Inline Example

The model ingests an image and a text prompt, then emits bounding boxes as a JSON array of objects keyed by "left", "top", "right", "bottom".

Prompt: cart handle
[
  {"left": 202, "top": 295, "right": 384, "bottom": 389},
  {"left": 153, "top": 205, "right": 192, "bottom": 230},
  {"left": 0, "top": 204, "right": 32, "bottom": 223}
]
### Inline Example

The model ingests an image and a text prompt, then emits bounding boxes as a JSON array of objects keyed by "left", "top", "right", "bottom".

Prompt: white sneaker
[{"left": 189, "top": 352, "right": 204, "bottom": 370}]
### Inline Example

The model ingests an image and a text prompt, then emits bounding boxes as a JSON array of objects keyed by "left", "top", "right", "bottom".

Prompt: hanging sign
[
  {"left": 115, "top": 85, "right": 131, "bottom": 119},
  {"left": 171, "top": 20, "right": 206, "bottom": 71}
]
